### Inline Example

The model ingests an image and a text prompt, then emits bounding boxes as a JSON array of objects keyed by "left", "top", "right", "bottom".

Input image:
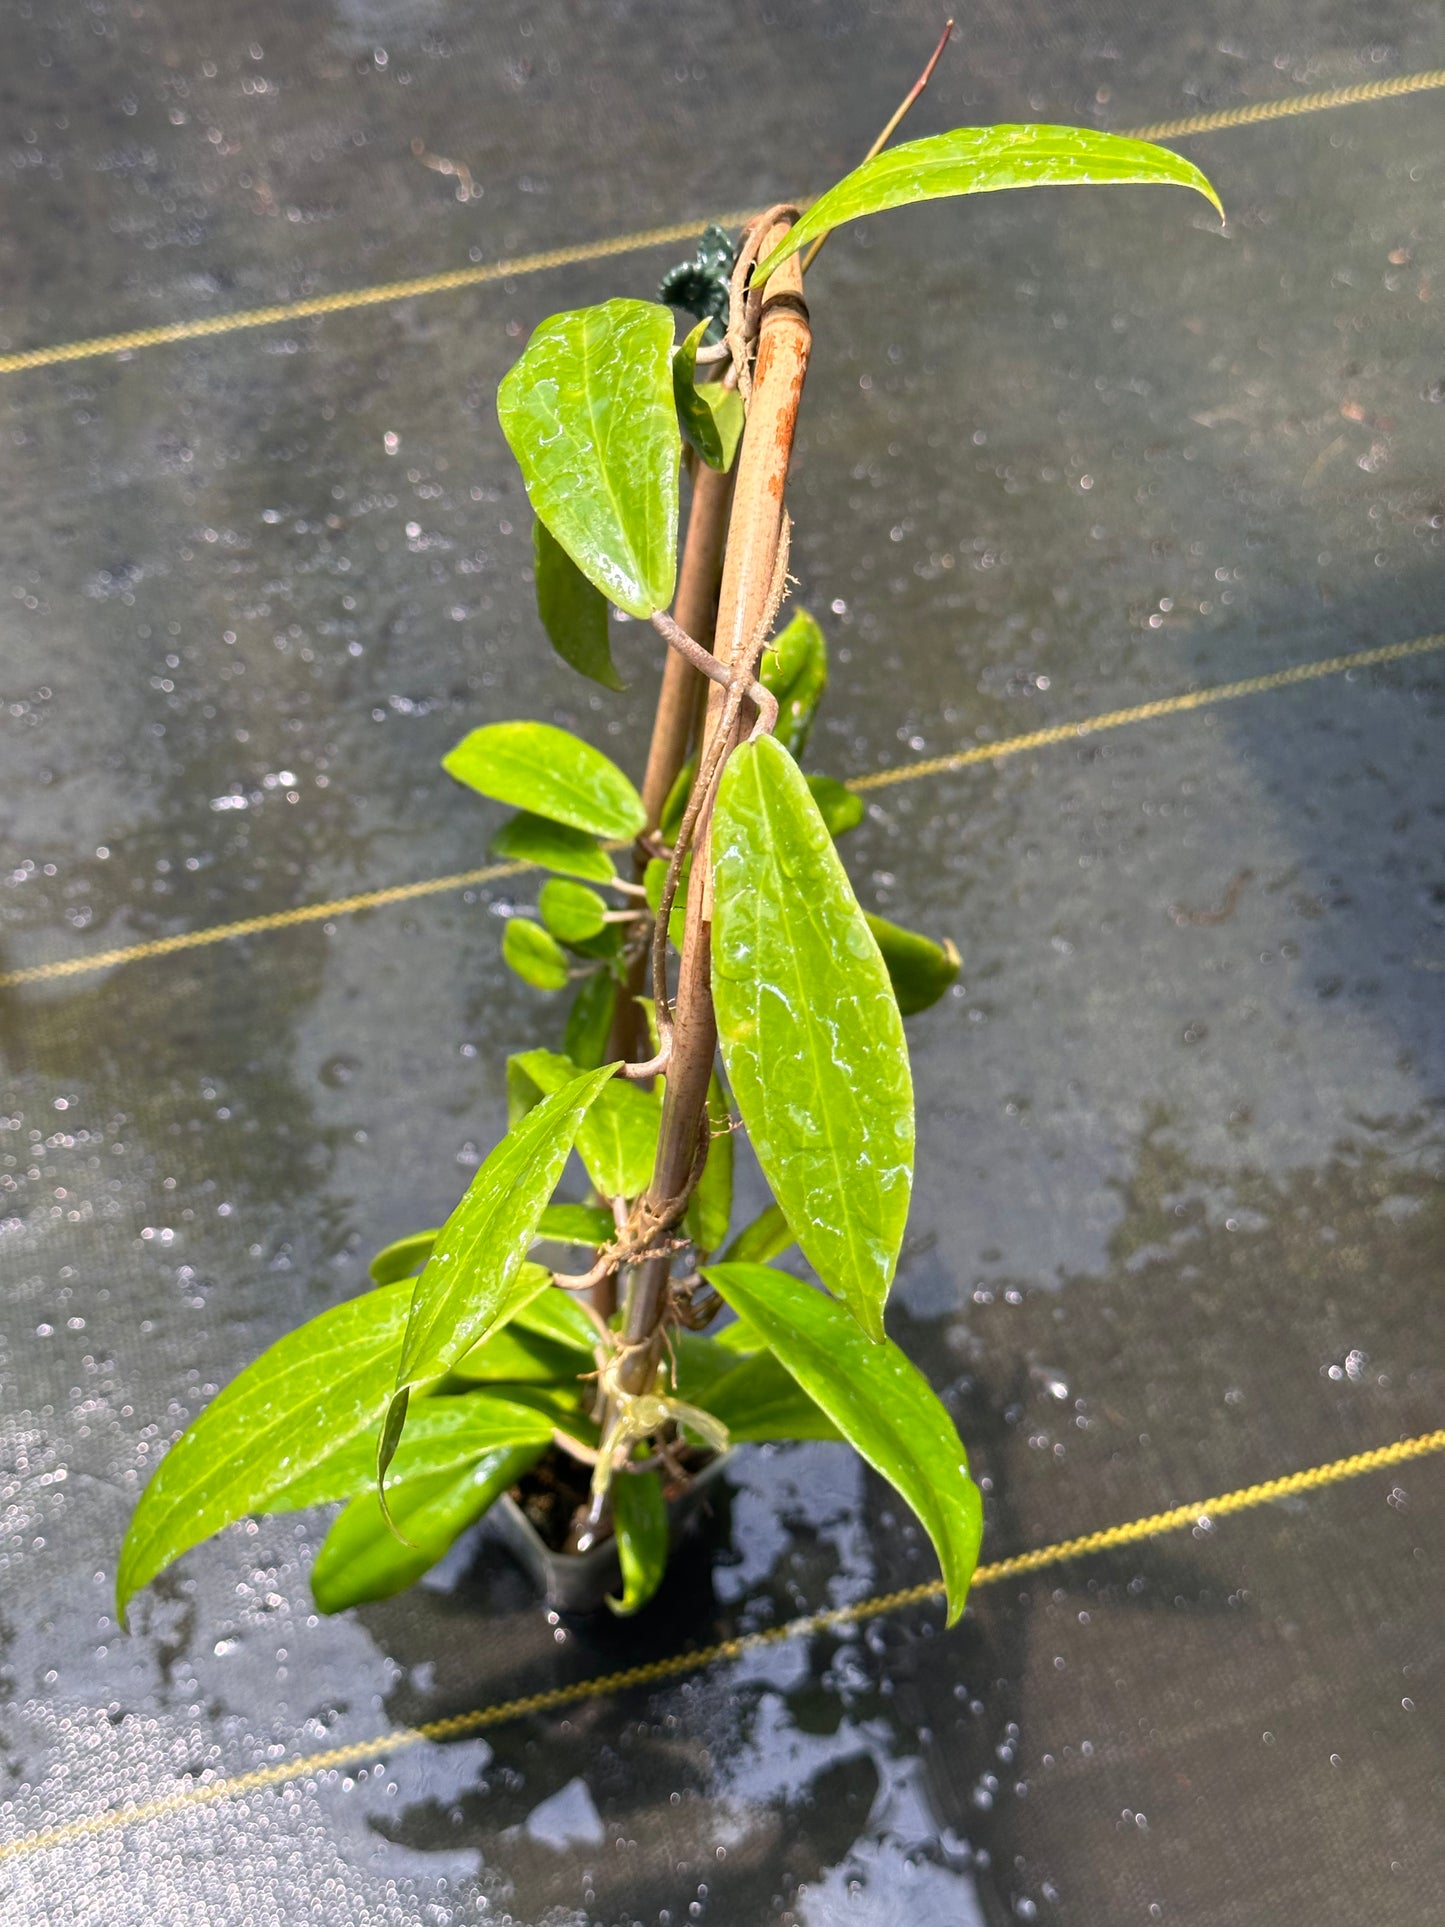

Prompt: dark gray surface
[{"left": 2, "top": 3, "right": 1443, "bottom": 1923}]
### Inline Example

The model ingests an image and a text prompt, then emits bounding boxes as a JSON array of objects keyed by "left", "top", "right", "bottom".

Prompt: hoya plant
[{"left": 118, "top": 113, "right": 1219, "bottom": 1625}]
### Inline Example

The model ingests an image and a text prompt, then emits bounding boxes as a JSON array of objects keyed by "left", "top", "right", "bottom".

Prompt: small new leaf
[
  {"left": 539, "top": 879, "right": 609, "bottom": 945},
  {"left": 806, "top": 774, "right": 864, "bottom": 838},
  {"left": 489, "top": 812, "right": 616, "bottom": 885},
  {"left": 759, "top": 609, "right": 827, "bottom": 758},
  {"left": 533, "top": 518, "right": 625, "bottom": 690},
  {"left": 673, "top": 318, "right": 744, "bottom": 471},
  {"left": 755, "top": 125, "right": 1224, "bottom": 282},
  {"left": 865, "top": 912, "right": 961, "bottom": 1016},
  {"left": 446, "top": 721, "right": 645, "bottom": 842},
  {"left": 503, "top": 917, "right": 571, "bottom": 992}
]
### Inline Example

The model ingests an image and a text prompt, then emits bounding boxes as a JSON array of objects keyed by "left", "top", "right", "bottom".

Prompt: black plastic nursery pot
[{"left": 489, "top": 1453, "right": 733, "bottom": 1613}]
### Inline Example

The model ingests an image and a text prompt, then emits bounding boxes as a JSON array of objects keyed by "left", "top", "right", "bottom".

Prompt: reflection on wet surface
[{"left": 3, "top": 1, "right": 1444, "bottom": 1921}]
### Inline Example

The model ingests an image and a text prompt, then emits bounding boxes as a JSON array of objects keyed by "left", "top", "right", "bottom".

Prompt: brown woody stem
[{"left": 614, "top": 212, "right": 812, "bottom": 1399}]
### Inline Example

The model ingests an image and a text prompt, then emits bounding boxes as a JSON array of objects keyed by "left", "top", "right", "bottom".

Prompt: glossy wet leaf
[
  {"left": 685, "top": 1071, "right": 733, "bottom": 1255},
  {"left": 116, "top": 1282, "right": 412, "bottom": 1617},
  {"left": 445, "top": 721, "right": 645, "bottom": 842},
  {"left": 721, "top": 1201, "right": 794, "bottom": 1266},
  {"left": 447, "top": 1324, "right": 586, "bottom": 1385},
  {"left": 564, "top": 969, "right": 619, "bottom": 1070},
  {"left": 497, "top": 298, "right": 680, "bottom": 618},
  {"left": 711, "top": 733, "right": 913, "bottom": 1341},
  {"left": 489, "top": 811, "right": 616, "bottom": 885},
  {"left": 397, "top": 1063, "right": 619, "bottom": 1389},
  {"left": 695, "top": 1349, "right": 842, "bottom": 1442},
  {"left": 503, "top": 917, "right": 570, "bottom": 991},
  {"left": 275, "top": 1390, "right": 555, "bottom": 1510},
  {"left": 369, "top": 1228, "right": 440, "bottom": 1287},
  {"left": 759, "top": 608, "right": 828, "bottom": 757},
  {"left": 539, "top": 878, "right": 609, "bottom": 945},
  {"left": 673, "top": 318, "right": 744, "bottom": 471},
  {"left": 312, "top": 1443, "right": 545, "bottom": 1613},
  {"left": 806, "top": 774, "right": 864, "bottom": 838},
  {"left": 866, "top": 912, "right": 961, "bottom": 1016},
  {"left": 704, "top": 1263, "right": 981, "bottom": 1622},
  {"left": 509, "top": 1048, "right": 660, "bottom": 1199},
  {"left": 643, "top": 853, "right": 690, "bottom": 950},
  {"left": 533, "top": 517, "right": 624, "bottom": 690},
  {"left": 607, "top": 1468, "right": 668, "bottom": 1616},
  {"left": 755, "top": 125, "right": 1224, "bottom": 282}
]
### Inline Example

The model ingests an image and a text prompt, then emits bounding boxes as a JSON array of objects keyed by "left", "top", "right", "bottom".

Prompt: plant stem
[
  {"left": 615, "top": 214, "right": 812, "bottom": 1398},
  {"left": 800, "top": 17, "right": 954, "bottom": 274}
]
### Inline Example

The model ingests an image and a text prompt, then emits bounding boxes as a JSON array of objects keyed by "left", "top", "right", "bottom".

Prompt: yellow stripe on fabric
[
  {"left": 1, "top": 1428, "right": 1439, "bottom": 1865},
  {"left": 2, "top": 629, "right": 1439, "bottom": 991},
  {"left": 2, "top": 69, "right": 1443, "bottom": 377}
]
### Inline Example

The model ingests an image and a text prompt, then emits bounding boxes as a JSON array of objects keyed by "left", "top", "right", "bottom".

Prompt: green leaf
[
  {"left": 563, "top": 969, "right": 618, "bottom": 1071},
  {"left": 116, "top": 1282, "right": 413, "bottom": 1618},
  {"left": 533, "top": 518, "right": 625, "bottom": 691},
  {"left": 312, "top": 1443, "right": 545, "bottom": 1613},
  {"left": 536, "top": 1201, "right": 615, "bottom": 1250},
  {"left": 865, "top": 912, "right": 961, "bottom": 1016},
  {"left": 711, "top": 734, "right": 913, "bottom": 1342},
  {"left": 539, "top": 878, "right": 610, "bottom": 945},
  {"left": 704, "top": 1263, "right": 981, "bottom": 1622},
  {"left": 755, "top": 125, "right": 1224, "bottom": 283},
  {"left": 369, "top": 1229, "right": 440, "bottom": 1287},
  {"left": 659, "top": 756, "right": 696, "bottom": 842},
  {"left": 695, "top": 1350, "right": 842, "bottom": 1442},
  {"left": 608, "top": 1469, "right": 669, "bottom": 1616},
  {"left": 759, "top": 609, "right": 828, "bottom": 758},
  {"left": 643, "top": 853, "right": 690, "bottom": 950},
  {"left": 398, "top": 1062, "right": 620, "bottom": 1389},
  {"left": 447, "top": 1325, "right": 586, "bottom": 1385},
  {"left": 445, "top": 721, "right": 645, "bottom": 842},
  {"left": 673, "top": 317, "right": 744, "bottom": 472},
  {"left": 275, "top": 1390, "right": 555, "bottom": 1510},
  {"left": 490, "top": 811, "right": 616, "bottom": 885},
  {"left": 685, "top": 1071, "right": 733, "bottom": 1255},
  {"left": 722, "top": 1201, "right": 795, "bottom": 1265},
  {"left": 497, "top": 298, "right": 680, "bottom": 618},
  {"left": 509, "top": 1048, "right": 660, "bottom": 1199},
  {"left": 503, "top": 917, "right": 571, "bottom": 991},
  {"left": 806, "top": 774, "right": 864, "bottom": 838}
]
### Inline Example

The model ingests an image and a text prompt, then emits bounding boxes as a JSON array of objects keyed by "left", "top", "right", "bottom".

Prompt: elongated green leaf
[
  {"left": 446, "top": 1324, "right": 586, "bottom": 1385},
  {"left": 756, "top": 125, "right": 1224, "bottom": 282},
  {"left": 490, "top": 811, "right": 616, "bottom": 885},
  {"left": 503, "top": 917, "right": 571, "bottom": 991},
  {"left": 685, "top": 1071, "right": 733, "bottom": 1255},
  {"left": 539, "top": 878, "right": 610, "bottom": 945},
  {"left": 498, "top": 298, "right": 680, "bottom": 618},
  {"left": 510, "top": 1048, "right": 660, "bottom": 1200},
  {"left": 711, "top": 734, "right": 913, "bottom": 1341},
  {"left": 564, "top": 969, "right": 619, "bottom": 1070},
  {"left": 398, "top": 1063, "right": 619, "bottom": 1388},
  {"left": 117, "top": 1282, "right": 413, "bottom": 1618},
  {"left": 643, "top": 853, "right": 690, "bottom": 950},
  {"left": 806, "top": 774, "right": 864, "bottom": 838},
  {"left": 865, "top": 912, "right": 961, "bottom": 1016},
  {"left": 445, "top": 721, "right": 645, "bottom": 842},
  {"left": 695, "top": 1350, "right": 842, "bottom": 1442},
  {"left": 608, "top": 1469, "right": 669, "bottom": 1616},
  {"left": 535, "top": 1201, "right": 614, "bottom": 1251},
  {"left": 704, "top": 1263, "right": 981, "bottom": 1621},
  {"left": 533, "top": 518, "right": 624, "bottom": 691},
  {"left": 511, "top": 1283, "right": 598, "bottom": 1351},
  {"left": 369, "top": 1229, "right": 440, "bottom": 1287},
  {"left": 313, "top": 1443, "right": 545, "bottom": 1613},
  {"left": 276, "top": 1391, "right": 555, "bottom": 1510},
  {"left": 673, "top": 318, "right": 744, "bottom": 471},
  {"left": 722, "top": 1201, "right": 795, "bottom": 1265},
  {"left": 760, "top": 609, "right": 828, "bottom": 758},
  {"left": 659, "top": 756, "right": 697, "bottom": 841}
]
